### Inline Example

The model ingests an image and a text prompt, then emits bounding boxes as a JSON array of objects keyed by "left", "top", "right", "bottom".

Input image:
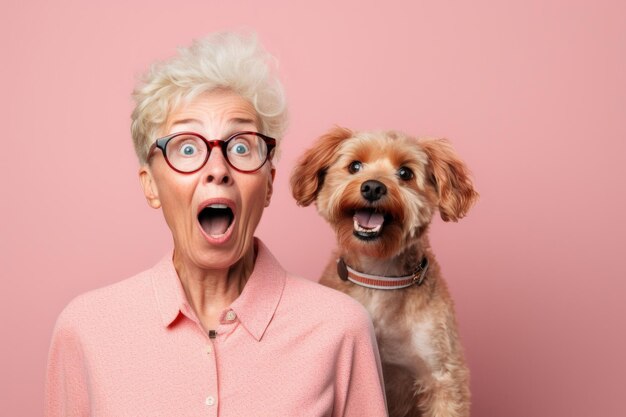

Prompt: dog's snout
[{"left": 361, "top": 180, "right": 387, "bottom": 202}]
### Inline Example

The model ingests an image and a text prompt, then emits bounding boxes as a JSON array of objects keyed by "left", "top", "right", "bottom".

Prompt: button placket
[{"left": 204, "top": 332, "right": 219, "bottom": 415}]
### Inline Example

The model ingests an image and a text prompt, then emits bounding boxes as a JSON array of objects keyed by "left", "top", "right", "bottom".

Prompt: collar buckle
[{"left": 412, "top": 257, "right": 429, "bottom": 286}]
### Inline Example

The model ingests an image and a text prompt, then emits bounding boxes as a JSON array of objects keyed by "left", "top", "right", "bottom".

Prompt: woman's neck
[{"left": 173, "top": 245, "right": 255, "bottom": 332}]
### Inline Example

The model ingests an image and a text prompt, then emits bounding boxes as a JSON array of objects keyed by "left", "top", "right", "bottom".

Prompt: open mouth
[
  {"left": 353, "top": 209, "right": 387, "bottom": 240},
  {"left": 198, "top": 204, "right": 234, "bottom": 238}
]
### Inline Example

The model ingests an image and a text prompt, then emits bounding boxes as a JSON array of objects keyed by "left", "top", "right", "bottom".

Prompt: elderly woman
[{"left": 45, "top": 33, "right": 387, "bottom": 416}]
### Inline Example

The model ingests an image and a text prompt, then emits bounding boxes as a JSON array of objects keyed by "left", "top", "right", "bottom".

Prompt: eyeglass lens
[{"left": 165, "top": 133, "right": 269, "bottom": 172}]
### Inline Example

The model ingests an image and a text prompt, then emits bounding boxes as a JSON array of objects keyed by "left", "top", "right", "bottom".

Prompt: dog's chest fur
[{"left": 357, "top": 287, "right": 437, "bottom": 373}]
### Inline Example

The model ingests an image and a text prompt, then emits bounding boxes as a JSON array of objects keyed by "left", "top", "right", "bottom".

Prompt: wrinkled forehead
[
  {"left": 336, "top": 132, "right": 428, "bottom": 168},
  {"left": 162, "top": 90, "right": 260, "bottom": 136}
]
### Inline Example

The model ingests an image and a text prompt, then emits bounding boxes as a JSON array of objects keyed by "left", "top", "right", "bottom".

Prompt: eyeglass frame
[{"left": 147, "top": 131, "right": 277, "bottom": 174}]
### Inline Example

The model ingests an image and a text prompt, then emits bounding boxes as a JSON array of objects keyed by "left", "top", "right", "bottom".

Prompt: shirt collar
[
  {"left": 151, "top": 238, "right": 286, "bottom": 341},
  {"left": 229, "top": 239, "right": 286, "bottom": 341},
  {"left": 150, "top": 251, "right": 188, "bottom": 328}
]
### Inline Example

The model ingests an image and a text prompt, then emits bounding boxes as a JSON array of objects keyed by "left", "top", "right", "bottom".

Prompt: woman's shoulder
[
  {"left": 53, "top": 267, "right": 155, "bottom": 331},
  {"left": 282, "top": 273, "right": 373, "bottom": 332}
]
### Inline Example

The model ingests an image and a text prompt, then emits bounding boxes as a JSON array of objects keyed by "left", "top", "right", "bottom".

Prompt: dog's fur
[{"left": 290, "top": 127, "right": 478, "bottom": 417}]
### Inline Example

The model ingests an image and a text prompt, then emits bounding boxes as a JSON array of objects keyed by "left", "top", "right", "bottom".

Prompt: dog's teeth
[{"left": 353, "top": 219, "right": 382, "bottom": 234}]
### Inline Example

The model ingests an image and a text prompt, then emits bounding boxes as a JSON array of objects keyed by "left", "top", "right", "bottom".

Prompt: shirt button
[
  {"left": 205, "top": 396, "right": 216, "bottom": 406},
  {"left": 206, "top": 345, "right": 212, "bottom": 354},
  {"left": 225, "top": 310, "right": 237, "bottom": 321}
]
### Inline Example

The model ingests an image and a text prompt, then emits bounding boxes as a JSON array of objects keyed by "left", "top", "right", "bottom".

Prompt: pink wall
[{"left": 2, "top": 1, "right": 625, "bottom": 415}]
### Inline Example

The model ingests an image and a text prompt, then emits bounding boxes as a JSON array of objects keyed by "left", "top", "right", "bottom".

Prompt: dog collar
[{"left": 336, "top": 257, "right": 429, "bottom": 290}]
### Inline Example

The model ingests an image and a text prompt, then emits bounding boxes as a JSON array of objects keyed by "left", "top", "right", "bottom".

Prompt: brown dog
[{"left": 290, "top": 127, "right": 478, "bottom": 417}]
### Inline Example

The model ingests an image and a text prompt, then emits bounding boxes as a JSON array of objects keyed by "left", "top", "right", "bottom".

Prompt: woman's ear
[
  {"left": 290, "top": 126, "right": 353, "bottom": 207},
  {"left": 265, "top": 167, "right": 276, "bottom": 207},
  {"left": 139, "top": 166, "right": 161, "bottom": 209},
  {"left": 419, "top": 138, "right": 479, "bottom": 222}
]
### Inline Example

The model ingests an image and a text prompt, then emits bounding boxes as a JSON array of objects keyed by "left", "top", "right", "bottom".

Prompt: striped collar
[{"left": 336, "top": 257, "right": 429, "bottom": 290}]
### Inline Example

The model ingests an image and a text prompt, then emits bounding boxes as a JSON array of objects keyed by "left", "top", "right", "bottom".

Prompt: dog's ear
[
  {"left": 290, "top": 126, "right": 353, "bottom": 206},
  {"left": 420, "top": 138, "right": 479, "bottom": 222}
]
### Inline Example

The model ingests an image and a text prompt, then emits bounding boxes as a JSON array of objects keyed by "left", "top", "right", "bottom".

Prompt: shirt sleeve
[
  {"left": 333, "top": 306, "right": 388, "bottom": 417},
  {"left": 45, "top": 308, "right": 90, "bottom": 417}
]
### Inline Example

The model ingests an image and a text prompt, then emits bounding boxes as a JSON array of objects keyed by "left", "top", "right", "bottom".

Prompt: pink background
[{"left": 2, "top": 1, "right": 625, "bottom": 416}]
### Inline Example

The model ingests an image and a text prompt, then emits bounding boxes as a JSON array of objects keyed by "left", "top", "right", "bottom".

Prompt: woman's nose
[{"left": 203, "top": 147, "right": 232, "bottom": 185}]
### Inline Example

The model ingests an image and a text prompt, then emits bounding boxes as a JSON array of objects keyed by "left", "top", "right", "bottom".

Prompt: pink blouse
[{"left": 45, "top": 239, "right": 388, "bottom": 416}]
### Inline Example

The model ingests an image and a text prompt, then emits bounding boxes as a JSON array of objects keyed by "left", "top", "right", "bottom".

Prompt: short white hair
[{"left": 131, "top": 31, "right": 288, "bottom": 165}]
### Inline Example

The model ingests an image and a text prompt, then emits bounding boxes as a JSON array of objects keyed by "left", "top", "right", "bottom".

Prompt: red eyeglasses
[{"left": 148, "top": 131, "right": 276, "bottom": 174}]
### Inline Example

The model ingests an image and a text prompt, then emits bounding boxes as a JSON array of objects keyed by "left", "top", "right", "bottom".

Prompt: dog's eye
[
  {"left": 348, "top": 161, "right": 362, "bottom": 174},
  {"left": 397, "top": 166, "right": 414, "bottom": 181}
]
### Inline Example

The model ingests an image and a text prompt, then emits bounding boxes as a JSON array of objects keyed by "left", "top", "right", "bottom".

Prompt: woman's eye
[
  {"left": 233, "top": 143, "right": 249, "bottom": 155},
  {"left": 397, "top": 166, "right": 414, "bottom": 181},
  {"left": 348, "top": 161, "right": 362, "bottom": 174},
  {"left": 180, "top": 143, "right": 198, "bottom": 156}
]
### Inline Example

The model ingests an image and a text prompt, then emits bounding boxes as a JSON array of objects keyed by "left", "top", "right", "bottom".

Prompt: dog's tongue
[{"left": 354, "top": 209, "right": 384, "bottom": 229}]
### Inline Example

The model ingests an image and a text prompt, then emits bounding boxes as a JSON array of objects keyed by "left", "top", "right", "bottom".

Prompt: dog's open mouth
[
  {"left": 198, "top": 204, "right": 234, "bottom": 237},
  {"left": 353, "top": 209, "right": 386, "bottom": 240}
]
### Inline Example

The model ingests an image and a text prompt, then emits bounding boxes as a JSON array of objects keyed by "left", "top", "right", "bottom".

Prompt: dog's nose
[{"left": 361, "top": 180, "right": 387, "bottom": 202}]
